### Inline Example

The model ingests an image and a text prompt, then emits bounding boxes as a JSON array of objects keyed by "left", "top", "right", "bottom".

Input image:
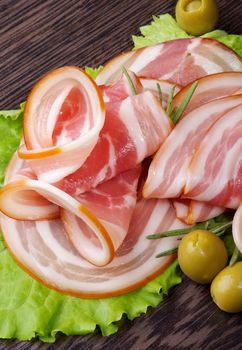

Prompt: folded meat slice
[
  {"left": 143, "top": 95, "right": 242, "bottom": 199},
  {"left": 60, "top": 91, "right": 172, "bottom": 195},
  {"left": 18, "top": 67, "right": 105, "bottom": 183},
  {"left": 96, "top": 38, "right": 242, "bottom": 86},
  {"left": 184, "top": 103, "right": 242, "bottom": 208},
  {"left": 172, "top": 199, "right": 225, "bottom": 225},
  {"left": 0, "top": 198, "right": 188, "bottom": 297},
  {"left": 100, "top": 71, "right": 143, "bottom": 103},
  {"left": 140, "top": 78, "right": 181, "bottom": 108},
  {"left": 171, "top": 72, "right": 242, "bottom": 117},
  {"left": 0, "top": 153, "right": 140, "bottom": 266},
  {"left": 61, "top": 166, "right": 141, "bottom": 255},
  {"left": 232, "top": 204, "right": 242, "bottom": 254}
]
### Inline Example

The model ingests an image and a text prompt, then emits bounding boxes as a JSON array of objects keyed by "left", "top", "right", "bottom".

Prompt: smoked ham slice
[
  {"left": 232, "top": 204, "right": 242, "bottom": 254},
  {"left": 184, "top": 103, "right": 242, "bottom": 208},
  {"left": 96, "top": 38, "right": 242, "bottom": 86},
  {"left": 143, "top": 95, "right": 242, "bottom": 199},
  {"left": 18, "top": 67, "right": 105, "bottom": 183},
  {"left": 171, "top": 72, "right": 242, "bottom": 117},
  {"left": 0, "top": 198, "right": 188, "bottom": 297},
  {"left": 172, "top": 199, "right": 225, "bottom": 225},
  {"left": 59, "top": 91, "right": 172, "bottom": 194}
]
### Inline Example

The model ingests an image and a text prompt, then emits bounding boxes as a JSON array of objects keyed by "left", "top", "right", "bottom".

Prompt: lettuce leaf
[
  {"left": 133, "top": 14, "right": 190, "bottom": 49},
  {"left": 0, "top": 104, "right": 24, "bottom": 186},
  {"left": 85, "top": 66, "right": 103, "bottom": 79},
  {"left": 133, "top": 14, "right": 242, "bottom": 58},
  {"left": 0, "top": 244, "right": 181, "bottom": 342}
]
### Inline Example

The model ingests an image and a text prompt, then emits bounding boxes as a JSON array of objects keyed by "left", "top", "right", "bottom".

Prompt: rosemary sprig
[
  {"left": 147, "top": 220, "right": 233, "bottom": 240},
  {"left": 122, "top": 66, "right": 137, "bottom": 95},
  {"left": 229, "top": 246, "right": 240, "bottom": 266},
  {"left": 170, "top": 80, "right": 198, "bottom": 124},
  {"left": 156, "top": 248, "right": 178, "bottom": 258},
  {"left": 156, "top": 83, "right": 163, "bottom": 106},
  {"left": 166, "top": 84, "right": 176, "bottom": 115}
]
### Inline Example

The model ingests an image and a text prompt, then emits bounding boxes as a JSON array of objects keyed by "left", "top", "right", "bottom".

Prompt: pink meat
[
  {"left": 60, "top": 91, "right": 172, "bottom": 195},
  {"left": 184, "top": 103, "right": 242, "bottom": 208},
  {"left": 96, "top": 38, "right": 242, "bottom": 87}
]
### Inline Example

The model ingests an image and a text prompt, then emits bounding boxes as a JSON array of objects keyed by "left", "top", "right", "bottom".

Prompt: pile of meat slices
[{"left": 0, "top": 37, "right": 242, "bottom": 298}]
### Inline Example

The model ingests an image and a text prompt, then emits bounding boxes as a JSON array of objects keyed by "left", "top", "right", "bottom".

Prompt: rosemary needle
[{"left": 122, "top": 66, "right": 137, "bottom": 95}]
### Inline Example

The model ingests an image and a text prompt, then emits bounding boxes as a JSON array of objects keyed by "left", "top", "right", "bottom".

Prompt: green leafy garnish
[
  {"left": 85, "top": 66, "right": 103, "bottom": 79},
  {"left": 229, "top": 246, "right": 240, "bottom": 266},
  {"left": 0, "top": 245, "right": 181, "bottom": 341},
  {"left": 148, "top": 214, "right": 234, "bottom": 259},
  {"left": 156, "top": 248, "right": 178, "bottom": 258},
  {"left": 147, "top": 214, "right": 233, "bottom": 240},
  {"left": 0, "top": 103, "right": 24, "bottom": 186},
  {"left": 166, "top": 85, "right": 177, "bottom": 116},
  {"left": 156, "top": 83, "right": 163, "bottom": 105},
  {"left": 122, "top": 66, "right": 137, "bottom": 95},
  {"left": 133, "top": 14, "right": 190, "bottom": 49},
  {"left": 170, "top": 81, "right": 199, "bottom": 123}
]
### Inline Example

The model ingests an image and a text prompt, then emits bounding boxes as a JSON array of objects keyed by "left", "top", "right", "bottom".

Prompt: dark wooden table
[{"left": 0, "top": 0, "right": 242, "bottom": 349}]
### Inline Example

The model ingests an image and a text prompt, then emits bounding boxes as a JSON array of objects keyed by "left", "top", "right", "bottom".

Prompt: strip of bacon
[
  {"left": 59, "top": 91, "right": 172, "bottom": 195},
  {"left": 0, "top": 152, "right": 141, "bottom": 266},
  {"left": 143, "top": 95, "right": 242, "bottom": 199},
  {"left": 96, "top": 38, "right": 242, "bottom": 86},
  {"left": 100, "top": 71, "right": 143, "bottom": 103},
  {"left": 232, "top": 204, "right": 242, "bottom": 254},
  {"left": 172, "top": 199, "right": 225, "bottom": 225},
  {"left": 140, "top": 78, "right": 181, "bottom": 108},
  {"left": 171, "top": 72, "right": 242, "bottom": 117},
  {"left": 184, "top": 103, "right": 242, "bottom": 208},
  {"left": 0, "top": 198, "right": 189, "bottom": 298},
  {"left": 18, "top": 67, "right": 105, "bottom": 183}
]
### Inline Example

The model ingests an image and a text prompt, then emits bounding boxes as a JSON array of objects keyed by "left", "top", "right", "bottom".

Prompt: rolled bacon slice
[
  {"left": 59, "top": 91, "right": 173, "bottom": 195},
  {"left": 143, "top": 95, "right": 242, "bottom": 199},
  {"left": 0, "top": 153, "right": 141, "bottom": 266},
  {"left": 96, "top": 38, "right": 242, "bottom": 86},
  {"left": 172, "top": 199, "right": 225, "bottom": 225},
  {"left": 171, "top": 72, "right": 242, "bottom": 117},
  {"left": 184, "top": 103, "right": 242, "bottom": 208},
  {"left": 18, "top": 67, "right": 105, "bottom": 183},
  {"left": 232, "top": 204, "right": 242, "bottom": 254},
  {"left": 0, "top": 198, "right": 188, "bottom": 297}
]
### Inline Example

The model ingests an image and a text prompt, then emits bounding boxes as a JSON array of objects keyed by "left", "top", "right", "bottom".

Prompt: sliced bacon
[
  {"left": 140, "top": 78, "right": 181, "bottom": 108},
  {"left": 0, "top": 153, "right": 141, "bottom": 266},
  {"left": 232, "top": 204, "right": 242, "bottom": 254},
  {"left": 143, "top": 95, "right": 242, "bottom": 199},
  {"left": 171, "top": 72, "right": 242, "bottom": 117},
  {"left": 100, "top": 71, "right": 143, "bottom": 103},
  {"left": 96, "top": 38, "right": 242, "bottom": 86},
  {"left": 0, "top": 198, "right": 189, "bottom": 297},
  {"left": 184, "top": 103, "right": 242, "bottom": 208},
  {"left": 59, "top": 91, "right": 172, "bottom": 195},
  {"left": 172, "top": 199, "right": 225, "bottom": 225},
  {"left": 18, "top": 67, "right": 105, "bottom": 183}
]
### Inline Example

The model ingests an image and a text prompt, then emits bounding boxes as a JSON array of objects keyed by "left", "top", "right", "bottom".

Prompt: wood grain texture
[{"left": 0, "top": 0, "right": 242, "bottom": 349}]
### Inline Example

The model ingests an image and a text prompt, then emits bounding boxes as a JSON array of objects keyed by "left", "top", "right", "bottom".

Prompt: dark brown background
[{"left": 0, "top": 0, "right": 242, "bottom": 349}]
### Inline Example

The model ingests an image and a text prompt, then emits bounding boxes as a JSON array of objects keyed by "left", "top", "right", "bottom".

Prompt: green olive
[
  {"left": 175, "top": 0, "right": 219, "bottom": 36},
  {"left": 211, "top": 262, "right": 242, "bottom": 313},
  {"left": 178, "top": 230, "right": 228, "bottom": 284}
]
